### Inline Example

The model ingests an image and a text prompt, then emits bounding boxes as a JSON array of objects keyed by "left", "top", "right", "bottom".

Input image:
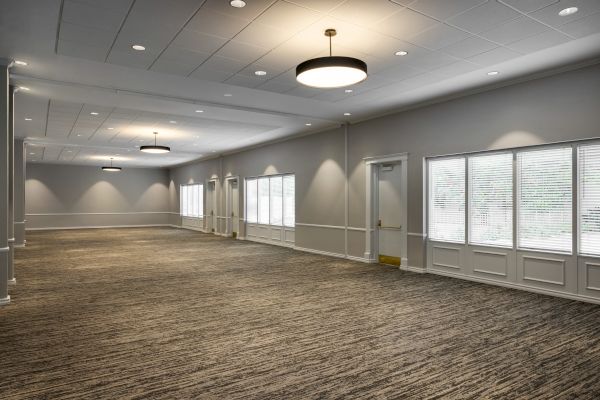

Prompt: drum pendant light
[
  {"left": 140, "top": 131, "right": 170, "bottom": 154},
  {"left": 101, "top": 158, "right": 122, "bottom": 172},
  {"left": 296, "top": 29, "right": 367, "bottom": 89}
]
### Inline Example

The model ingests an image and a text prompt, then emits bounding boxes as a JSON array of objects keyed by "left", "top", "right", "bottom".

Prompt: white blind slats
[
  {"left": 579, "top": 144, "right": 600, "bottom": 256},
  {"left": 469, "top": 153, "right": 513, "bottom": 247},
  {"left": 283, "top": 175, "right": 295, "bottom": 227},
  {"left": 517, "top": 147, "right": 572, "bottom": 253},
  {"left": 270, "top": 176, "right": 283, "bottom": 226},
  {"left": 180, "top": 184, "right": 203, "bottom": 218},
  {"left": 246, "top": 179, "right": 258, "bottom": 223},
  {"left": 258, "top": 177, "right": 270, "bottom": 224},
  {"left": 429, "top": 158, "right": 466, "bottom": 243}
]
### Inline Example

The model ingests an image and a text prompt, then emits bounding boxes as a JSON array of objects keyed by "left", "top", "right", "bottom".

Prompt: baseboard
[
  {"left": 26, "top": 224, "right": 173, "bottom": 231},
  {"left": 294, "top": 246, "right": 371, "bottom": 263},
  {"left": 400, "top": 265, "right": 426, "bottom": 274},
  {"left": 427, "top": 268, "right": 600, "bottom": 305},
  {"left": 0, "top": 295, "right": 10, "bottom": 306}
]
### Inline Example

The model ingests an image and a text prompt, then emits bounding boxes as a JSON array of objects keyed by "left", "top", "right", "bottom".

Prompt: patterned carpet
[{"left": 1, "top": 227, "right": 599, "bottom": 399}]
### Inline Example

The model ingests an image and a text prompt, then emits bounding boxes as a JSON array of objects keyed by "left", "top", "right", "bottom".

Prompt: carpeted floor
[{"left": 1, "top": 227, "right": 599, "bottom": 399}]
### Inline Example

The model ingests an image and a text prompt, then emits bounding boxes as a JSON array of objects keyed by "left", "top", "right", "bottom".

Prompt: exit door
[
  {"left": 226, "top": 178, "right": 239, "bottom": 238},
  {"left": 377, "top": 163, "right": 403, "bottom": 266}
]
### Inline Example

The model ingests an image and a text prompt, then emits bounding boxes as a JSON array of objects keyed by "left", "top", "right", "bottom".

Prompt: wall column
[
  {"left": 7, "top": 86, "right": 15, "bottom": 285},
  {"left": 0, "top": 60, "right": 11, "bottom": 305},
  {"left": 14, "top": 139, "right": 25, "bottom": 247}
]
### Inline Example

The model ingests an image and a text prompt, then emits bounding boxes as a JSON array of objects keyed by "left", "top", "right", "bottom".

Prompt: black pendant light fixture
[
  {"left": 296, "top": 29, "right": 367, "bottom": 89},
  {"left": 140, "top": 131, "right": 170, "bottom": 154},
  {"left": 101, "top": 158, "right": 122, "bottom": 172}
]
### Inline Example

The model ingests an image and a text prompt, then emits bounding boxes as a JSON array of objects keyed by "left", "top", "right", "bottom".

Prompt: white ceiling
[{"left": 2, "top": 0, "right": 600, "bottom": 167}]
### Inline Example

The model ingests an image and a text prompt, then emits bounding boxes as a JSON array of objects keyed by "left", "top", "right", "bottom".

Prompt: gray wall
[
  {"left": 170, "top": 63, "right": 600, "bottom": 266},
  {"left": 26, "top": 163, "right": 171, "bottom": 229}
]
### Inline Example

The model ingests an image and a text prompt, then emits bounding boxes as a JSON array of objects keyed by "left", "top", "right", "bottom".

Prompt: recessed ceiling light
[
  {"left": 67, "top": 150, "right": 72, "bottom": 152},
  {"left": 77, "top": 134, "right": 82, "bottom": 137},
  {"left": 132, "top": 44, "right": 146, "bottom": 51},
  {"left": 224, "top": 93, "right": 232, "bottom": 97},
  {"left": 29, "top": 152, "right": 35, "bottom": 155},
  {"left": 559, "top": 7, "right": 578, "bottom": 16},
  {"left": 194, "top": 136, "right": 199, "bottom": 138},
  {"left": 107, "top": 127, "right": 114, "bottom": 130},
  {"left": 24, "top": 117, "right": 32, "bottom": 121},
  {"left": 344, "top": 112, "right": 352, "bottom": 116},
  {"left": 345, "top": 89, "right": 353, "bottom": 93},
  {"left": 395, "top": 51, "right": 408, "bottom": 56},
  {"left": 14, "top": 60, "right": 28, "bottom": 66},
  {"left": 195, "top": 109, "right": 204, "bottom": 113},
  {"left": 305, "top": 123, "right": 312, "bottom": 126},
  {"left": 487, "top": 71, "right": 499, "bottom": 76},
  {"left": 230, "top": 0, "right": 246, "bottom": 8},
  {"left": 19, "top": 86, "right": 30, "bottom": 91},
  {"left": 169, "top": 120, "right": 177, "bottom": 124},
  {"left": 90, "top": 112, "right": 99, "bottom": 115},
  {"left": 255, "top": 70, "right": 267, "bottom": 76}
]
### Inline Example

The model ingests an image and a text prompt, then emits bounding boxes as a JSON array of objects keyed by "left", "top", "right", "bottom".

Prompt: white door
[{"left": 377, "top": 163, "right": 403, "bottom": 266}]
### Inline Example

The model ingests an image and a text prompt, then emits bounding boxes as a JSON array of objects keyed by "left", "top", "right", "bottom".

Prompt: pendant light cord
[{"left": 329, "top": 35, "right": 332, "bottom": 57}]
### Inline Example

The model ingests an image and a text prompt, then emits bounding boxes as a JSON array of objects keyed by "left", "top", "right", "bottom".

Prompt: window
[
  {"left": 180, "top": 184, "right": 203, "bottom": 218},
  {"left": 469, "top": 153, "right": 513, "bottom": 247},
  {"left": 270, "top": 176, "right": 283, "bottom": 226},
  {"left": 246, "top": 174, "right": 295, "bottom": 227},
  {"left": 258, "top": 177, "right": 270, "bottom": 224},
  {"left": 517, "top": 147, "right": 572, "bottom": 253},
  {"left": 246, "top": 178, "right": 258, "bottom": 223},
  {"left": 579, "top": 144, "right": 600, "bottom": 256},
  {"left": 283, "top": 175, "right": 295, "bottom": 227},
  {"left": 428, "top": 158, "right": 465, "bottom": 243}
]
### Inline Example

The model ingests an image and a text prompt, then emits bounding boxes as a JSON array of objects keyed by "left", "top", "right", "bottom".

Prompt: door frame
[
  {"left": 224, "top": 175, "right": 240, "bottom": 238},
  {"left": 364, "top": 153, "right": 408, "bottom": 266},
  {"left": 206, "top": 178, "right": 218, "bottom": 233}
]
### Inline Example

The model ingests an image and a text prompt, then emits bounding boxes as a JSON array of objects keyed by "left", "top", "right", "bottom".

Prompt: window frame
[
  {"left": 179, "top": 183, "right": 204, "bottom": 218},
  {"left": 577, "top": 142, "right": 600, "bottom": 257},
  {"left": 244, "top": 173, "right": 295, "bottom": 228}
]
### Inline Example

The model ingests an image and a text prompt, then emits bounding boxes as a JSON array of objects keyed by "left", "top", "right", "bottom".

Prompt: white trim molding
[
  {"left": 27, "top": 224, "right": 172, "bottom": 231},
  {"left": 0, "top": 246, "right": 9, "bottom": 253},
  {"left": 294, "top": 246, "right": 370, "bottom": 263},
  {"left": 26, "top": 211, "right": 171, "bottom": 216},
  {"left": 0, "top": 295, "right": 10, "bottom": 306}
]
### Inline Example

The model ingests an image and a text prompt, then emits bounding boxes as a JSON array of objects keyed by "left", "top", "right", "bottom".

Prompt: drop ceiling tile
[
  {"left": 286, "top": 0, "right": 346, "bottom": 13},
  {"left": 56, "top": 39, "right": 107, "bottom": 62},
  {"left": 466, "top": 46, "right": 522, "bottom": 65},
  {"left": 375, "top": 8, "right": 439, "bottom": 39},
  {"left": 402, "top": 50, "right": 459, "bottom": 70},
  {"left": 375, "top": 63, "right": 423, "bottom": 80},
  {"left": 441, "top": 36, "right": 498, "bottom": 58},
  {"left": 62, "top": 0, "right": 126, "bottom": 31},
  {"left": 498, "top": 0, "right": 560, "bottom": 13},
  {"left": 202, "top": 0, "right": 276, "bottom": 21},
  {"left": 150, "top": 58, "right": 198, "bottom": 76},
  {"left": 234, "top": 23, "right": 291, "bottom": 49},
  {"left": 507, "top": 29, "right": 571, "bottom": 52},
  {"left": 312, "top": 89, "right": 354, "bottom": 102},
  {"left": 283, "top": 85, "right": 322, "bottom": 98},
  {"left": 408, "top": 0, "right": 488, "bottom": 20},
  {"left": 257, "top": 80, "right": 296, "bottom": 94},
  {"left": 185, "top": 8, "right": 249, "bottom": 39},
  {"left": 429, "top": 60, "right": 479, "bottom": 77},
  {"left": 155, "top": 46, "right": 211, "bottom": 67},
  {"left": 408, "top": 23, "right": 472, "bottom": 50},
  {"left": 59, "top": 22, "right": 115, "bottom": 49},
  {"left": 254, "top": 1, "right": 321, "bottom": 32},
  {"left": 363, "top": 35, "right": 427, "bottom": 59},
  {"left": 171, "top": 29, "right": 228, "bottom": 54},
  {"left": 559, "top": 10, "right": 600, "bottom": 37},
  {"left": 529, "top": 0, "right": 600, "bottom": 27},
  {"left": 67, "top": 0, "right": 134, "bottom": 13},
  {"left": 224, "top": 74, "right": 264, "bottom": 88},
  {"left": 106, "top": 49, "right": 157, "bottom": 69},
  {"left": 447, "top": 1, "right": 522, "bottom": 33},
  {"left": 399, "top": 72, "right": 443, "bottom": 88},
  {"left": 479, "top": 16, "right": 550, "bottom": 44},
  {"left": 329, "top": 0, "right": 404, "bottom": 27},
  {"left": 200, "top": 55, "right": 248, "bottom": 74},
  {"left": 216, "top": 41, "right": 269, "bottom": 64},
  {"left": 189, "top": 66, "right": 235, "bottom": 82}
]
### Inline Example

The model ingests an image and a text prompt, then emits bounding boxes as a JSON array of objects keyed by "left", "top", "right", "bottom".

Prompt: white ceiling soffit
[{"left": 2, "top": 0, "right": 600, "bottom": 167}]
